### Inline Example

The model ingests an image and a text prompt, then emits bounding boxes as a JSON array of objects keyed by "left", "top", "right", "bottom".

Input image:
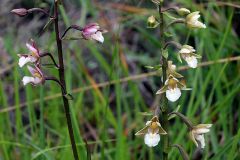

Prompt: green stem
[
  {"left": 159, "top": 2, "right": 169, "bottom": 160},
  {"left": 54, "top": 2, "right": 79, "bottom": 160}
]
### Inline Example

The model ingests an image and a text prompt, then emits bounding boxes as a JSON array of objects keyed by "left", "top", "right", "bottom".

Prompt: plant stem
[
  {"left": 159, "top": 2, "right": 169, "bottom": 160},
  {"left": 53, "top": 2, "right": 79, "bottom": 160}
]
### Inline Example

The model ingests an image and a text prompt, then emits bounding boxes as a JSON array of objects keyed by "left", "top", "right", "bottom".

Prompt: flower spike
[{"left": 135, "top": 116, "right": 167, "bottom": 147}]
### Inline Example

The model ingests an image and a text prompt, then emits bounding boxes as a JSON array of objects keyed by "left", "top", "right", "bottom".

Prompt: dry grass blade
[{"left": 1, "top": 56, "right": 240, "bottom": 113}]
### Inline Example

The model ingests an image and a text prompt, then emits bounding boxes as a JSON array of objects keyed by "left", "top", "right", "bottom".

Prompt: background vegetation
[{"left": 0, "top": 0, "right": 239, "bottom": 159}]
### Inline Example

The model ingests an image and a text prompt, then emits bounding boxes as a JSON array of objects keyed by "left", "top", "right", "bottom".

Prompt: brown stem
[
  {"left": 61, "top": 25, "right": 83, "bottom": 40},
  {"left": 40, "top": 52, "right": 59, "bottom": 68},
  {"left": 45, "top": 76, "right": 67, "bottom": 94},
  {"left": 166, "top": 19, "right": 185, "bottom": 29},
  {"left": 172, "top": 144, "right": 190, "bottom": 160},
  {"left": 27, "top": 8, "right": 54, "bottom": 18},
  {"left": 53, "top": 2, "right": 80, "bottom": 160},
  {"left": 159, "top": 2, "right": 169, "bottom": 160},
  {"left": 168, "top": 112, "right": 194, "bottom": 130},
  {"left": 161, "top": 6, "right": 179, "bottom": 13},
  {"left": 164, "top": 41, "right": 182, "bottom": 50}
]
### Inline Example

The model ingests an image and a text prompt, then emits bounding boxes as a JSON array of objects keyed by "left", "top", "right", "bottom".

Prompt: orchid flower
[
  {"left": 156, "top": 75, "right": 186, "bottom": 102},
  {"left": 22, "top": 65, "right": 44, "bottom": 86},
  {"left": 81, "top": 23, "right": 107, "bottom": 43},
  {"left": 18, "top": 40, "right": 40, "bottom": 67},
  {"left": 189, "top": 124, "right": 212, "bottom": 148},
  {"left": 135, "top": 116, "right": 167, "bottom": 147},
  {"left": 186, "top": 11, "right": 206, "bottom": 29},
  {"left": 179, "top": 45, "right": 201, "bottom": 68}
]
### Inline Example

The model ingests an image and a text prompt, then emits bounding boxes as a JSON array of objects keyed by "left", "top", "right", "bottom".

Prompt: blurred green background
[{"left": 0, "top": 0, "right": 240, "bottom": 159}]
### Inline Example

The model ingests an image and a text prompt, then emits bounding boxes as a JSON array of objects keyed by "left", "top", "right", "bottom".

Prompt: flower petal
[
  {"left": 144, "top": 133, "right": 160, "bottom": 147},
  {"left": 26, "top": 43, "right": 38, "bottom": 55},
  {"left": 91, "top": 31, "right": 104, "bottom": 43},
  {"left": 189, "top": 131, "right": 198, "bottom": 147},
  {"left": 193, "top": 128, "right": 210, "bottom": 134},
  {"left": 27, "top": 65, "right": 37, "bottom": 76},
  {"left": 195, "top": 134, "right": 205, "bottom": 148},
  {"left": 18, "top": 56, "right": 32, "bottom": 67},
  {"left": 33, "top": 77, "right": 42, "bottom": 84},
  {"left": 22, "top": 76, "right": 35, "bottom": 85},
  {"left": 166, "top": 88, "right": 181, "bottom": 102},
  {"left": 179, "top": 48, "right": 191, "bottom": 54},
  {"left": 185, "top": 56, "right": 198, "bottom": 68}
]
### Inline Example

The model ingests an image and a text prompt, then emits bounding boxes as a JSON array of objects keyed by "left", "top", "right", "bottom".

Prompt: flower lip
[
  {"left": 166, "top": 87, "right": 181, "bottom": 102},
  {"left": 185, "top": 56, "right": 198, "bottom": 68},
  {"left": 144, "top": 132, "right": 160, "bottom": 147}
]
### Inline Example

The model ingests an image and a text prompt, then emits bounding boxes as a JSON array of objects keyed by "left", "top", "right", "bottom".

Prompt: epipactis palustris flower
[
  {"left": 81, "top": 23, "right": 107, "bottom": 43},
  {"left": 135, "top": 116, "right": 167, "bottom": 147},
  {"left": 22, "top": 65, "right": 44, "bottom": 86},
  {"left": 186, "top": 11, "right": 206, "bottom": 29},
  {"left": 179, "top": 45, "right": 201, "bottom": 68},
  {"left": 18, "top": 40, "right": 40, "bottom": 68},
  {"left": 156, "top": 75, "right": 186, "bottom": 102},
  {"left": 189, "top": 124, "right": 212, "bottom": 148}
]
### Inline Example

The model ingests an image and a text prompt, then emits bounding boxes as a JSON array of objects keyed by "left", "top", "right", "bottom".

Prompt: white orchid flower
[
  {"left": 135, "top": 116, "right": 167, "bottom": 147},
  {"left": 179, "top": 45, "right": 201, "bottom": 68},
  {"left": 186, "top": 11, "right": 206, "bottom": 29},
  {"left": 156, "top": 75, "right": 186, "bottom": 102}
]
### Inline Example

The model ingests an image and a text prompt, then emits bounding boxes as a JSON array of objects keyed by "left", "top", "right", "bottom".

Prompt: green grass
[{"left": 0, "top": 0, "right": 240, "bottom": 160}]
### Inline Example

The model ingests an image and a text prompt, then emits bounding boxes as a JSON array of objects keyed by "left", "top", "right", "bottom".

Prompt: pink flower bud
[{"left": 11, "top": 8, "right": 28, "bottom": 17}]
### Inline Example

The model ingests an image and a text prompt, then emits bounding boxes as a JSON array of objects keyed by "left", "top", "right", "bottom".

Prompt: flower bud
[
  {"left": 11, "top": 8, "right": 28, "bottom": 17},
  {"left": 147, "top": 15, "right": 159, "bottom": 28},
  {"left": 177, "top": 8, "right": 190, "bottom": 16}
]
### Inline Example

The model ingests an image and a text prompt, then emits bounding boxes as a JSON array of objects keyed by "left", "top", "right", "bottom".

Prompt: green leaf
[
  {"left": 162, "top": 49, "right": 168, "bottom": 59},
  {"left": 164, "top": 32, "right": 173, "bottom": 37},
  {"left": 64, "top": 93, "right": 74, "bottom": 100},
  {"left": 144, "top": 64, "right": 162, "bottom": 70},
  {"left": 168, "top": 105, "right": 181, "bottom": 120},
  {"left": 177, "top": 53, "right": 182, "bottom": 63}
]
